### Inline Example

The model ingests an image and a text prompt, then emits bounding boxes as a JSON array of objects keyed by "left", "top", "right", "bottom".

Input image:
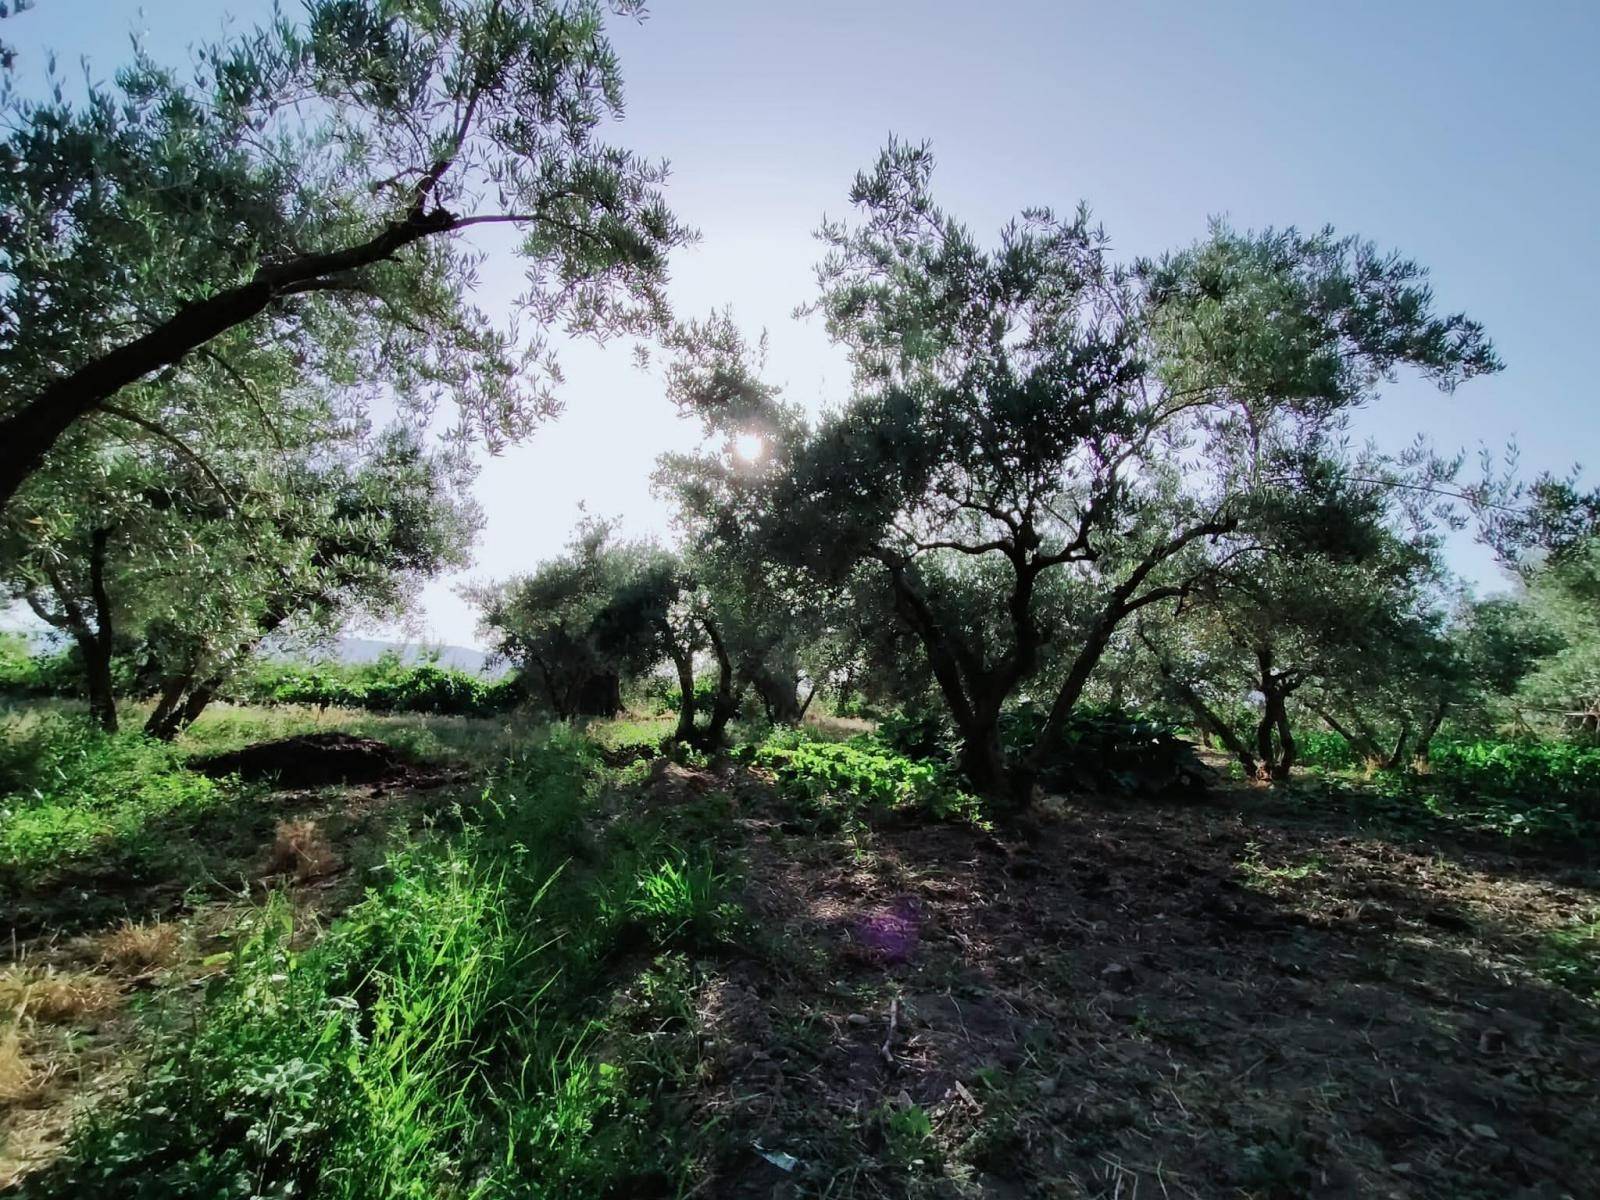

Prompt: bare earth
[{"left": 671, "top": 762, "right": 1600, "bottom": 1199}]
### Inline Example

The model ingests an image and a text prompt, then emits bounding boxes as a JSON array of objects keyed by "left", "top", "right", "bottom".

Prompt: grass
[
  {"left": 629, "top": 852, "right": 737, "bottom": 949},
  {"left": 0, "top": 708, "right": 240, "bottom": 897},
  {"left": 0, "top": 968, "right": 120, "bottom": 1024},
  {"left": 1237, "top": 842, "right": 1325, "bottom": 887},
  {"left": 6, "top": 699, "right": 1598, "bottom": 1197},
  {"left": 1539, "top": 914, "right": 1600, "bottom": 999},
  {"left": 19, "top": 723, "right": 744, "bottom": 1198},
  {"left": 96, "top": 921, "right": 182, "bottom": 973}
]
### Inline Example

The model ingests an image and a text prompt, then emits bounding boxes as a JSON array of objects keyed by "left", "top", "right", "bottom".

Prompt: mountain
[{"left": 293, "top": 638, "right": 502, "bottom": 676}]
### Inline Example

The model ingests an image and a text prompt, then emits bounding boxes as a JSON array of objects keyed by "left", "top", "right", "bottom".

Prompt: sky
[{"left": 8, "top": 1, "right": 1598, "bottom": 649}]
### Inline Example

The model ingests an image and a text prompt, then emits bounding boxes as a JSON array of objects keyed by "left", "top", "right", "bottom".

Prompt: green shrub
[
  {"left": 878, "top": 701, "right": 1213, "bottom": 798},
  {"left": 747, "top": 732, "right": 982, "bottom": 825},
  {"left": 0, "top": 634, "right": 86, "bottom": 698},
  {"left": 235, "top": 654, "right": 523, "bottom": 718},
  {"left": 1300, "top": 732, "right": 1600, "bottom": 840},
  {"left": 1000, "top": 702, "right": 1213, "bottom": 797},
  {"left": 1296, "top": 730, "right": 1359, "bottom": 770}
]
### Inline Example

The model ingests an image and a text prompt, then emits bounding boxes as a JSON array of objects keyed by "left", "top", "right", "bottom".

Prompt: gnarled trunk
[
  {"left": 29, "top": 527, "right": 119, "bottom": 732},
  {"left": 697, "top": 619, "right": 742, "bottom": 750},
  {"left": 668, "top": 643, "right": 697, "bottom": 744},
  {"left": 1254, "top": 648, "right": 1296, "bottom": 781},
  {"left": 1413, "top": 700, "right": 1448, "bottom": 763}
]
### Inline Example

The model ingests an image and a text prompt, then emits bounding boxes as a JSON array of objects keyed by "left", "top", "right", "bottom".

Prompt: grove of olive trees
[{"left": 2, "top": 6, "right": 1597, "bottom": 1199}]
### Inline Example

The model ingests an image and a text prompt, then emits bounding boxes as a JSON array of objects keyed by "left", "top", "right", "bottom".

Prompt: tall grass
[{"left": 25, "top": 726, "right": 731, "bottom": 1198}]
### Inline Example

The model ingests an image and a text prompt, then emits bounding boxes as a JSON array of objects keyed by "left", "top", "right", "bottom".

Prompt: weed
[
  {"left": 1539, "top": 915, "right": 1600, "bottom": 999},
  {"left": 880, "top": 1099, "right": 938, "bottom": 1168},
  {"left": 630, "top": 852, "right": 735, "bottom": 949},
  {"left": 1237, "top": 842, "right": 1325, "bottom": 886}
]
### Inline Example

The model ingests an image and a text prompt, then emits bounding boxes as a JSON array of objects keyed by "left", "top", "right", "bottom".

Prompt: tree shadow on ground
[{"left": 686, "top": 769, "right": 1600, "bottom": 1200}]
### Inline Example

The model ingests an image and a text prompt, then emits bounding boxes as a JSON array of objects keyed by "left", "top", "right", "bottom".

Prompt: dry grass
[
  {"left": 97, "top": 920, "right": 181, "bottom": 973},
  {"left": 0, "top": 1023, "right": 36, "bottom": 1106},
  {"left": 0, "top": 968, "right": 120, "bottom": 1024},
  {"left": 267, "top": 818, "right": 340, "bottom": 881}
]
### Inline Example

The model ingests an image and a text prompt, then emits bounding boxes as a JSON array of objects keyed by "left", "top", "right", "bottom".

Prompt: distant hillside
[
  {"left": 4, "top": 613, "right": 505, "bottom": 678},
  {"left": 284, "top": 638, "right": 504, "bottom": 676}
]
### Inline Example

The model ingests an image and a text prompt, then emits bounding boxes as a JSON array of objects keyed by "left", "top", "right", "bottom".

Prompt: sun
[{"left": 732, "top": 432, "right": 766, "bottom": 463}]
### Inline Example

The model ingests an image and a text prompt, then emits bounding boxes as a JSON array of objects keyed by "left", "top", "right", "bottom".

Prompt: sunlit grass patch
[
  {"left": 1237, "top": 842, "right": 1325, "bottom": 886},
  {"left": 1539, "top": 914, "right": 1600, "bottom": 999},
  {"left": 0, "top": 713, "right": 234, "bottom": 885},
  {"left": 26, "top": 723, "right": 733, "bottom": 1198},
  {"left": 630, "top": 852, "right": 738, "bottom": 949}
]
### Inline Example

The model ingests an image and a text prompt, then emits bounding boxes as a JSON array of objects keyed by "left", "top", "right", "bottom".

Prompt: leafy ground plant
[{"left": 748, "top": 731, "right": 984, "bottom": 828}]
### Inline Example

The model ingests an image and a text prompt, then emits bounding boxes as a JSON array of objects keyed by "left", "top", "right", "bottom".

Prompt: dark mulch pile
[{"left": 192, "top": 732, "right": 447, "bottom": 788}]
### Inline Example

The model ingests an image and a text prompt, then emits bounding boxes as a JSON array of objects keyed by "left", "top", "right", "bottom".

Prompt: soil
[
  {"left": 669, "top": 766, "right": 1600, "bottom": 1199},
  {"left": 191, "top": 732, "right": 457, "bottom": 788}
]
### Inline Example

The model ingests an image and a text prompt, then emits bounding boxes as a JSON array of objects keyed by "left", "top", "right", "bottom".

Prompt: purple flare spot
[{"left": 855, "top": 897, "right": 922, "bottom": 963}]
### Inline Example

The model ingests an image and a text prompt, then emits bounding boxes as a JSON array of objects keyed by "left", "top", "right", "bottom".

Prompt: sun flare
[{"left": 733, "top": 432, "right": 766, "bottom": 463}]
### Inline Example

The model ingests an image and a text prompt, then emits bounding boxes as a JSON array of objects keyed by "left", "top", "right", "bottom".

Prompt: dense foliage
[
  {"left": 747, "top": 730, "right": 982, "bottom": 826},
  {"left": 663, "top": 142, "right": 1500, "bottom": 805},
  {"left": 0, "top": 0, "right": 691, "bottom": 510},
  {"left": 232, "top": 655, "right": 522, "bottom": 718}
]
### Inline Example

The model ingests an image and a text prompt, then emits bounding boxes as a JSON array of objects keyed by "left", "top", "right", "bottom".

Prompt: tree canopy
[
  {"left": 0, "top": 0, "right": 692, "bottom": 510},
  {"left": 664, "top": 141, "right": 1500, "bottom": 802}
]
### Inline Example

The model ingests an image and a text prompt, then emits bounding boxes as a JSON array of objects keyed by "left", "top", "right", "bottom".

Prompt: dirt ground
[
  {"left": 4, "top": 743, "right": 1596, "bottom": 1198},
  {"left": 674, "top": 764, "right": 1600, "bottom": 1199}
]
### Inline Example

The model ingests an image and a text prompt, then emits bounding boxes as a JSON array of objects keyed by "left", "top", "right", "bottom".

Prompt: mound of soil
[{"left": 193, "top": 732, "right": 427, "bottom": 788}]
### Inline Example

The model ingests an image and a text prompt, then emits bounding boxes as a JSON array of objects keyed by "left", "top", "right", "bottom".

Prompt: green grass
[
  {"left": 1237, "top": 843, "right": 1325, "bottom": 886},
  {"left": 0, "top": 708, "right": 241, "bottom": 897},
  {"left": 23, "top": 724, "right": 741, "bottom": 1199},
  {"left": 1539, "top": 915, "right": 1600, "bottom": 999},
  {"left": 629, "top": 851, "right": 738, "bottom": 950}
]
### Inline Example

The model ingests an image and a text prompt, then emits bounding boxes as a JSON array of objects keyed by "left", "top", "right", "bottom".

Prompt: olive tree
[
  {"left": 473, "top": 522, "right": 679, "bottom": 720},
  {"left": 669, "top": 143, "right": 1498, "bottom": 804},
  {"left": 3, "top": 405, "right": 476, "bottom": 734},
  {"left": 1140, "top": 463, "right": 1451, "bottom": 778},
  {"left": 0, "top": 0, "right": 692, "bottom": 511}
]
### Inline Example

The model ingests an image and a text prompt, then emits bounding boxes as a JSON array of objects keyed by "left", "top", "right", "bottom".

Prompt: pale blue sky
[{"left": 9, "top": 1, "right": 1597, "bottom": 647}]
